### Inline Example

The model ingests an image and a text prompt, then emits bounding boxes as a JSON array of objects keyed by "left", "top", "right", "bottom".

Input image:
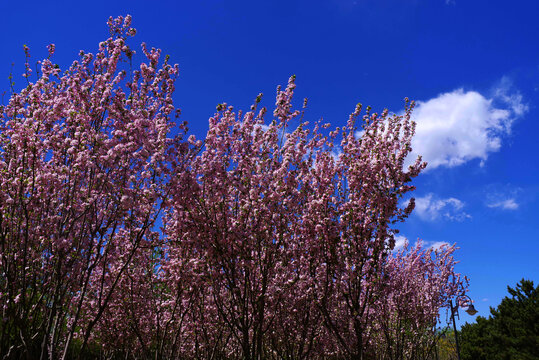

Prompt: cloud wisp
[
  {"left": 393, "top": 235, "right": 408, "bottom": 251},
  {"left": 412, "top": 193, "right": 471, "bottom": 221},
  {"left": 391, "top": 235, "right": 450, "bottom": 252},
  {"left": 487, "top": 198, "right": 519, "bottom": 210},
  {"left": 485, "top": 185, "right": 522, "bottom": 210}
]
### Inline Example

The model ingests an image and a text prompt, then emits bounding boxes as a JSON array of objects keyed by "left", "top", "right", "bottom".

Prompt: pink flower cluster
[{"left": 0, "top": 15, "right": 468, "bottom": 359}]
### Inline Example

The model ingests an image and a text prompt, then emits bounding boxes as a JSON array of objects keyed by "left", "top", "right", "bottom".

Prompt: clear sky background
[{"left": 1, "top": 0, "right": 538, "bottom": 328}]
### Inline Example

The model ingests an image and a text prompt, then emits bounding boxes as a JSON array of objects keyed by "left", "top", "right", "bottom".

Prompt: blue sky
[{"left": 1, "top": 0, "right": 538, "bottom": 327}]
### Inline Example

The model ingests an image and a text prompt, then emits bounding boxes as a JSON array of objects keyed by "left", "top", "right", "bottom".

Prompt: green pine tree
[{"left": 460, "top": 279, "right": 539, "bottom": 360}]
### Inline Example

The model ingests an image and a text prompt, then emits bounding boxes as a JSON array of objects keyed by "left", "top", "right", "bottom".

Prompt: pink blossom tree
[
  {"left": 164, "top": 74, "right": 468, "bottom": 360},
  {"left": 164, "top": 78, "right": 321, "bottom": 359},
  {"left": 292, "top": 100, "right": 426, "bottom": 359},
  {"left": 369, "top": 242, "right": 468, "bottom": 360},
  {"left": 0, "top": 15, "right": 185, "bottom": 359},
  {"left": 0, "top": 14, "right": 470, "bottom": 360}
]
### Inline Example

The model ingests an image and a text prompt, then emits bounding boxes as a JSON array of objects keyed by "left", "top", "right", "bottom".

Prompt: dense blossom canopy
[{"left": 0, "top": 15, "right": 468, "bottom": 360}]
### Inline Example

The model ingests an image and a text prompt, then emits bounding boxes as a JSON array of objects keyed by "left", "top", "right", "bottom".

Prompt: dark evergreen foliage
[{"left": 460, "top": 279, "right": 539, "bottom": 360}]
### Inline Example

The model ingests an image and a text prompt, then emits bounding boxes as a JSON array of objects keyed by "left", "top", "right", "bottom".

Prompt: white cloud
[
  {"left": 258, "top": 124, "right": 271, "bottom": 132},
  {"left": 393, "top": 235, "right": 408, "bottom": 251},
  {"left": 494, "top": 77, "right": 528, "bottom": 117},
  {"left": 407, "top": 83, "right": 527, "bottom": 170},
  {"left": 330, "top": 147, "right": 342, "bottom": 162},
  {"left": 390, "top": 236, "right": 450, "bottom": 253},
  {"left": 413, "top": 193, "right": 471, "bottom": 221},
  {"left": 485, "top": 184, "right": 522, "bottom": 210},
  {"left": 487, "top": 198, "right": 519, "bottom": 210},
  {"left": 428, "top": 241, "right": 450, "bottom": 251}
]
